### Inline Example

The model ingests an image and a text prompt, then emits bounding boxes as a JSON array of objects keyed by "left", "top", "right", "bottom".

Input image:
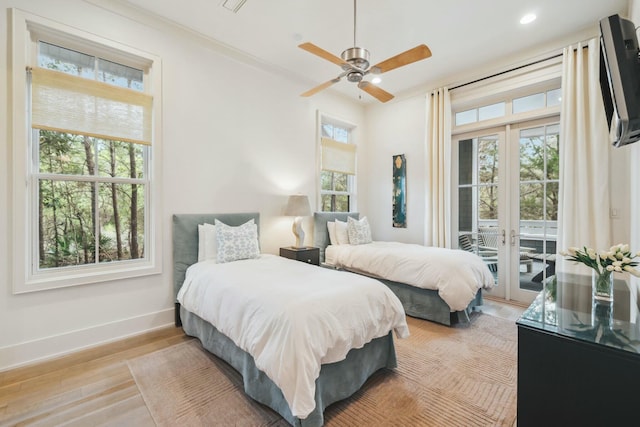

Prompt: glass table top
[{"left": 517, "top": 272, "right": 640, "bottom": 355}]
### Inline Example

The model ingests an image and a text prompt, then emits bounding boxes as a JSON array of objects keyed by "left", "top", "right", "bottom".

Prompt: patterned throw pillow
[
  {"left": 214, "top": 219, "right": 260, "bottom": 263},
  {"left": 347, "top": 216, "right": 372, "bottom": 245}
]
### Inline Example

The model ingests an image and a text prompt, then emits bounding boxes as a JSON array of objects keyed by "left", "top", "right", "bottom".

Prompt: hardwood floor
[
  {"left": 0, "top": 300, "right": 524, "bottom": 426},
  {"left": 479, "top": 296, "right": 527, "bottom": 322},
  {"left": 0, "top": 326, "right": 191, "bottom": 426}
]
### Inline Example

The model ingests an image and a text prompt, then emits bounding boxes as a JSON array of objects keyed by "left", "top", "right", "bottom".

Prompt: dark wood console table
[{"left": 516, "top": 273, "right": 640, "bottom": 426}]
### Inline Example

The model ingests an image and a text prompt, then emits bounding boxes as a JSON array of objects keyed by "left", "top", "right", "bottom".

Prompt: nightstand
[{"left": 279, "top": 246, "right": 320, "bottom": 266}]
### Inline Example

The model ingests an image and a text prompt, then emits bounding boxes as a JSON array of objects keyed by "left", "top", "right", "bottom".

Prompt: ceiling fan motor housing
[{"left": 341, "top": 47, "right": 370, "bottom": 70}]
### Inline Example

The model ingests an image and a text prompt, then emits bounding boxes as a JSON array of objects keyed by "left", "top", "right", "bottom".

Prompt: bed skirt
[
  {"left": 379, "top": 279, "right": 483, "bottom": 325},
  {"left": 180, "top": 306, "right": 397, "bottom": 427}
]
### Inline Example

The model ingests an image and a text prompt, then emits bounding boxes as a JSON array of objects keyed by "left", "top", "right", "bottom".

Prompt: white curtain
[
  {"left": 424, "top": 87, "right": 451, "bottom": 248},
  {"left": 557, "top": 38, "right": 611, "bottom": 273}
]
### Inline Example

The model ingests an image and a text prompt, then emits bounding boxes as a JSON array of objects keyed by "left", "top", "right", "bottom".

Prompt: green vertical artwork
[{"left": 393, "top": 154, "right": 406, "bottom": 228}]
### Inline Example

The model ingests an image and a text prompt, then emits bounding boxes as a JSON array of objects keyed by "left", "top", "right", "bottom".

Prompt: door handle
[
  {"left": 501, "top": 229, "right": 506, "bottom": 245},
  {"left": 510, "top": 229, "right": 516, "bottom": 246}
]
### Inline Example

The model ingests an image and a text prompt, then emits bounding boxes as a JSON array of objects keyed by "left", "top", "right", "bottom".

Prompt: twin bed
[
  {"left": 173, "top": 213, "right": 408, "bottom": 427},
  {"left": 173, "top": 211, "right": 493, "bottom": 426},
  {"left": 313, "top": 212, "right": 495, "bottom": 325}
]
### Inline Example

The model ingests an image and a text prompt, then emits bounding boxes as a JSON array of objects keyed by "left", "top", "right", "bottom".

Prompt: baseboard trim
[{"left": 0, "top": 308, "right": 174, "bottom": 372}]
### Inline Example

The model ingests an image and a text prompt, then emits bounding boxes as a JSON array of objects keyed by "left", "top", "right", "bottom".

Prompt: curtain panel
[
  {"left": 557, "top": 38, "right": 611, "bottom": 274},
  {"left": 424, "top": 87, "right": 451, "bottom": 248}
]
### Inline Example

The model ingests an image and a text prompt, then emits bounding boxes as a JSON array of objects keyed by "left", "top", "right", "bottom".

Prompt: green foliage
[{"left": 38, "top": 130, "right": 145, "bottom": 269}]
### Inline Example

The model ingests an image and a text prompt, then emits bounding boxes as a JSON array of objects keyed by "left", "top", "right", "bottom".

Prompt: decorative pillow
[
  {"left": 214, "top": 219, "right": 260, "bottom": 263},
  {"left": 347, "top": 216, "right": 372, "bottom": 245},
  {"left": 197, "top": 223, "right": 217, "bottom": 261},
  {"left": 334, "top": 219, "right": 350, "bottom": 245},
  {"left": 327, "top": 221, "right": 338, "bottom": 245}
]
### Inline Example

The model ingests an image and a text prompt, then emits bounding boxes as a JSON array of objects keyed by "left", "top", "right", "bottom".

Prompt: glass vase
[{"left": 592, "top": 269, "right": 614, "bottom": 303}]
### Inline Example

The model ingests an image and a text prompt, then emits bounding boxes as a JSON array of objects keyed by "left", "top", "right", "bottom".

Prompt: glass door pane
[
  {"left": 456, "top": 133, "right": 502, "bottom": 291},
  {"left": 511, "top": 121, "right": 559, "bottom": 302}
]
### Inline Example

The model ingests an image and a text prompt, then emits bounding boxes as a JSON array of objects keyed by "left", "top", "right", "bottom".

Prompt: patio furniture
[
  {"left": 478, "top": 227, "right": 534, "bottom": 272},
  {"left": 531, "top": 253, "right": 556, "bottom": 282}
]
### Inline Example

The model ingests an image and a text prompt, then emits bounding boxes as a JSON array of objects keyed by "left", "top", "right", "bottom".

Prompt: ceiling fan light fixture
[{"left": 346, "top": 71, "right": 364, "bottom": 82}]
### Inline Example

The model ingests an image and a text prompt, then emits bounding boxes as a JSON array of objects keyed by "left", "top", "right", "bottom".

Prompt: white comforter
[
  {"left": 177, "top": 254, "right": 409, "bottom": 419},
  {"left": 325, "top": 242, "right": 495, "bottom": 311}
]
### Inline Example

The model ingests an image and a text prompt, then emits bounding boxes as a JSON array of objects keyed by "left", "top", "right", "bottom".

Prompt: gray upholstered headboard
[
  {"left": 172, "top": 212, "right": 260, "bottom": 301},
  {"left": 313, "top": 212, "right": 359, "bottom": 263}
]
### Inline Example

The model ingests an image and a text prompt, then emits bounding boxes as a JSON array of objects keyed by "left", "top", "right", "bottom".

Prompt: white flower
[
  {"left": 615, "top": 266, "right": 622, "bottom": 272},
  {"left": 613, "top": 260, "right": 622, "bottom": 267},
  {"left": 624, "top": 265, "right": 640, "bottom": 277},
  {"left": 606, "top": 265, "right": 615, "bottom": 272},
  {"left": 622, "top": 257, "right": 632, "bottom": 264},
  {"left": 568, "top": 247, "right": 579, "bottom": 256},
  {"left": 616, "top": 251, "right": 624, "bottom": 260},
  {"left": 621, "top": 244, "right": 630, "bottom": 253}
]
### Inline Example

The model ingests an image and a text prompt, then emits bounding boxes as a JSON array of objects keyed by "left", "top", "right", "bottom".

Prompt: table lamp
[{"left": 284, "top": 195, "right": 311, "bottom": 248}]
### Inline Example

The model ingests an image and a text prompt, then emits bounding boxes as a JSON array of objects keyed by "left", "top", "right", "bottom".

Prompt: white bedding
[
  {"left": 177, "top": 254, "right": 409, "bottom": 419},
  {"left": 325, "top": 241, "right": 495, "bottom": 311}
]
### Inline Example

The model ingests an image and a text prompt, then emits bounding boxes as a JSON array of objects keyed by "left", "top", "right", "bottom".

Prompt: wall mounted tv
[{"left": 599, "top": 14, "right": 640, "bottom": 147}]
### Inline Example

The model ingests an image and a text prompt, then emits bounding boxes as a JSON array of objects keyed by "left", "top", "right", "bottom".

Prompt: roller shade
[
  {"left": 31, "top": 67, "right": 153, "bottom": 145},
  {"left": 321, "top": 137, "right": 356, "bottom": 175}
]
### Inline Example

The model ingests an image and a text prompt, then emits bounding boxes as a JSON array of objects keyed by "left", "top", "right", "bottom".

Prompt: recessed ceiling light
[
  {"left": 371, "top": 77, "right": 382, "bottom": 84},
  {"left": 520, "top": 13, "right": 536, "bottom": 25}
]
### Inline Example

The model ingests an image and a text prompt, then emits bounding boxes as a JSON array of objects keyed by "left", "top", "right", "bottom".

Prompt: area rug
[{"left": 128, "top": 313, "right": 517, "bottom": 426}]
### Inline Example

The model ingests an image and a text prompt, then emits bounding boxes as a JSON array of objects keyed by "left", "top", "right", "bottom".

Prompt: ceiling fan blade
[
  {"left": 358, "top": 81, "right": 394, "bottom": 103},
  {"left": 370, "top": 44, "right": 432, "bottom": 74},
  {"left": 298, "top": 42, "right": 349, "bottom": 67},
  {"left": 301, "top": 78, "right": 341, "bottom": 97}
]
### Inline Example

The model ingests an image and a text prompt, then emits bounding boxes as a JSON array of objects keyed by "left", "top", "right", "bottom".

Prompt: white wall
[
  {"left": 628, "top": 0, "right": 640, "bottom": 310},
  {"left": 363, "top": 95, "right": 427, "bottom": 243},
  {"left": 362, "top": 29, "right": 632, "bottom": 249},
  {"left": 0, "top": 0, "right": 364, "bottom": 370}
]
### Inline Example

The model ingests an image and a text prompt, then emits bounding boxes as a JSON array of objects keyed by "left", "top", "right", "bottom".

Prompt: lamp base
[{"left": 292, "top": 216, "right": 305, "bottom": 248}]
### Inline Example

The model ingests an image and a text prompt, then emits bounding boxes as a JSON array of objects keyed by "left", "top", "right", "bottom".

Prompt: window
[
  {"left": 318, "top": 114, "right": 356, "bottom": 212},
  {"left": 11, "top": 10, "right": 162, "bottom": 292},
  {"left": 454, "top": 88, "right": 561, "bottom": 126}
]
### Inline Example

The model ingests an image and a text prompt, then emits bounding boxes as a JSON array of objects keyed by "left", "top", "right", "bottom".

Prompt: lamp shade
[{"left": 284, "top": 195, "right": 311, "bottom": 217}]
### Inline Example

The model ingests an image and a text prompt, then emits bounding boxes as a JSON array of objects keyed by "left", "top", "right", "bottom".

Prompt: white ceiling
[{"left": 120, "top": 0, "right": 630, "bottom": 104}]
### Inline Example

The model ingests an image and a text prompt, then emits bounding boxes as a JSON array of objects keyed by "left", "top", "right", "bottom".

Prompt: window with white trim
[
  {"left": 11, "top": 10, "right": 162, "bottom": 292},
  {"left": 319, "top": 114, "right": 356, "bottom": 212}
]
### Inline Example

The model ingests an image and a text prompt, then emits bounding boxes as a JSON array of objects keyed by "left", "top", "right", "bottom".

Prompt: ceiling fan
[{"left": 298, "top": 0, "right": 432, "bottom": 103}]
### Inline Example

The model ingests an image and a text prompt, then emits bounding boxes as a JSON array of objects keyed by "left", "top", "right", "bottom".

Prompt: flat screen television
[{"left": 599, "top": 14, "right": 640, "bottom": 147}]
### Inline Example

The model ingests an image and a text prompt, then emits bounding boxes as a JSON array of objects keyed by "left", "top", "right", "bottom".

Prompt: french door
[{"left": 452, "top": 117, "right": 559, "bottom": 304}]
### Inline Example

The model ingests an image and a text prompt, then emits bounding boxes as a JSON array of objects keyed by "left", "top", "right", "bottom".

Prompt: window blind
[
  {"left": 321, "top": 137, "right": 356, "bottom": 175},
  {"left": 30, "top": 67, "right": 153, "bottom": 145}
]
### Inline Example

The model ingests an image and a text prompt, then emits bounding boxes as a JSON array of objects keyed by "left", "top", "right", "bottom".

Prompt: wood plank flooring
[
  {"left": 0, "top": 326, "right": 191, "bottom": 426},
  {"left": 0, "top": 299, "right": 524, "bottom": 426}
]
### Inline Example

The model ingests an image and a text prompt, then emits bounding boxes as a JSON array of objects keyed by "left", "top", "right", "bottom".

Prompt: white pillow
[
  {"left": 197, "top": 223, "right": 217, "bottom": 261},
  {"left": 327, "top": 221, "right": 338, "bottom": 245},
  {"left": 214, "top": 219, "right": 260, "bottom": 263},
  {"left": 347, "top": 216, "right": 372, "bottom": 245},
  {"left": 334, "top": 219, "right": 350, "bottom": 245}
]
